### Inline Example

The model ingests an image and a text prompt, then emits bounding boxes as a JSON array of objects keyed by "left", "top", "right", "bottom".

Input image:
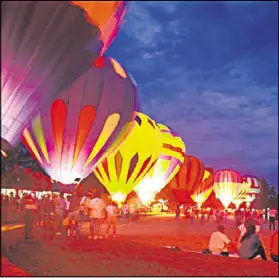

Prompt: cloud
[
  {"left": 109, "top": 1, "right": 278, "bottom": 186},
  {"left": 139, "top": 62, "right": 278, "bottom": 179},
  {"left": 122, "top": 2, "right": 162, "bottom": 47},
  {"left": 140, "top": 1, "right": 179, "bottom": 14}
]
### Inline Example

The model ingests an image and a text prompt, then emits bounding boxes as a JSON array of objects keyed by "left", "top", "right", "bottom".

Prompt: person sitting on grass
[
  {"left": 270, "top": 230, "right": 278, "bottom": 262},
  {"left": 238, "top": 225, "right": 267, "bottom": 261},
  {"left": 205, "top": 225, "right": 234, "bottom": 256},
  {"left": 235, "top": 216, "right": 261, "bottom": 249}
]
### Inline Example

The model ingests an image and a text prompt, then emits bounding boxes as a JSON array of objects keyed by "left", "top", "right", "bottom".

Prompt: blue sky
[{"left": 108, "top": 1, "right": 278, "bottom": 188}]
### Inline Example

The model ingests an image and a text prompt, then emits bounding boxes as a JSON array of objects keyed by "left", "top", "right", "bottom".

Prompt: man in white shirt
[
  {"left": 88, "top": 191, "right": 106, "bottom": 240},
  {"left": 209, "top": 225, "right": 231, "bottom": 256}
]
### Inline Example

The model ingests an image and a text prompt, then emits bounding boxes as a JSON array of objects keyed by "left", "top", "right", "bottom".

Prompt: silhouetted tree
[
  {"left": 268, "top": 185, "right": 278, "bottom": 198},
  {"left": 256, "top": 178, "right": 269, "bottom": 209}
]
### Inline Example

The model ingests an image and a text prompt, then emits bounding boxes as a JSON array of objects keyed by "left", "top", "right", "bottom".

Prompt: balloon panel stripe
[
  {"left": 115, "top": 151, "right": 123, "bottom": 180},
  {"left": 133, "top": 156, "right": 152, "bottom": 183},
  {"left": 83, "top": 113, "right": 120, "bottom": 168},
  {"left": 32, "top": 114, "right": 50, "bottom": 164},
  {"left": 22, "top": 128, "right": 43, "bottom": 164},
  {"left": 51, "top": 99, "right": 67, "bottom": 162},
  {"left": 73, "top": 105, "right": 96, "bottom": 165},
  {"left": 126, "top": 153, "right": 139, "bottom": 183}
]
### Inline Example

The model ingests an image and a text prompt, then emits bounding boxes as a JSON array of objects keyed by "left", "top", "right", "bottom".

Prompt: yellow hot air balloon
[
  {"left": 93, "top": 112, "right": 162, "bottom": 204},
  {"left": 134, "top": 124, "right": 185, "bottom": 205},
  {"left": 191, "top": 167, "right": 214, "bottom": 208}
]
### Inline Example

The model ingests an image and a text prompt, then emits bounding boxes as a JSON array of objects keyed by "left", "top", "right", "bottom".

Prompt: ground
[{"left": 1, "top": 214, "right": 278, "bottom": 276}]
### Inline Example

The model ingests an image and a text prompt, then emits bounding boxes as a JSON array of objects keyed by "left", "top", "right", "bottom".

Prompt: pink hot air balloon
[
  {"left": 21, "top": 56, "right": 138, "bottom": 185},
  {"left": 1, "top": 1, "right": 128, "bottom": 155}
]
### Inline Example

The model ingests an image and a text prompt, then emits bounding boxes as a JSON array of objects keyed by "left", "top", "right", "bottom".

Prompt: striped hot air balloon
[
  {"left": 231, "top": 181, "right": 251, "bottom": 209},
  {"left": 133, "top": 123, "right": 185, "bottom": 205},
  {"left": 1, "top": 1, "right": 128, "bottom": 155},
  {"left": 214, "top": 169, "right": 243, "bottom": 209},
  {"left": 21, "top": 56, "right": 138, "bottom": 185},
  {"left": 168, "top": 155, "right": 208, "bottom": 205},
  {"left": 93, "top": 112, "right": 162, "bottom": 204},
  {"left": 71, "top": 1, "right": 128, "bottom": 55},
  {"left": 242, "top": 175, "right": 261, "bottom": 207},
  {"left": 191, "top": 167, "right": 215, "bottom": 207}
]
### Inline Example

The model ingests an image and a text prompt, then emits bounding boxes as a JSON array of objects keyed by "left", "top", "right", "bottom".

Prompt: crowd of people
[
  {"left": 1, "top": 191, "right": 278, "bottom": 263},
  {"left": 175, "top": 205, "right": 277, "bottom": 231},
  {"left": 1, "top": 191, "right": 139, "bottom": 240}
]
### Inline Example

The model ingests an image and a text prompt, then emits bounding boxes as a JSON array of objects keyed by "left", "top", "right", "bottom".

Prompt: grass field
[{"left": 1, "top": 214, "right": 278, "bottom": 276}]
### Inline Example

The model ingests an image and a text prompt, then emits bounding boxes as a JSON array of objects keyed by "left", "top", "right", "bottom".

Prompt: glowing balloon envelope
[
  {"left": 71, "top": 1, "right": 128, "bottom": 55},
  {"left": 191, "top": 167, "right": 215, "bottom": 207},
  {"left": 242, "top": 175, "right": 261, "bottom": 207},
  {"left": 93, "top": 112, "right": 162, "bottom": 203},
  {"left": 1, "top": 1, "right": 127, "bottom": 153},
  {"left": 168, "top": 155, "right": 207, "bottom": 204},
  {"left": 214, "top": 169, "right": 243, "bottom": 209},
  {"left": 21, "top": 56, "right": 138, "bottom": 184},
  {"left": 134, "top": 124, "right": 185, "bottom": 205},
  {"left": 231, "top": 181, "right": 251, "bottom": 209}
]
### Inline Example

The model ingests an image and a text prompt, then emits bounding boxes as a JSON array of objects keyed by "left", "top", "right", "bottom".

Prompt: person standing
[
  {"left": 129, "top": 204, "right": 136, "bottom": 224},
  {"left": 105, "top": 201, "right": 118, "bottom": 238},
  {"left": 42, "top": 194, "right": 55, "bottom": 240},
  {"left": 121, "top": 202, "right": 129, "bottom": 226},
  {"left": 65, "top": 195, "right": 71, "bottom": 216},
  {"left": 54, "top": 192, "right": 66, "bottom": 236},
  {"left": 80, "top": 192, "right": 92, "bottom": 222},
  {"left": 88, "top": 191, "right": 106, "bottom": 240},
  {"left": 175, "top": 205, "right": 181, "bottom": 221},
  {"left": 68, "top": 192, "right": 81, "bottom": 239},
  {"left": 1, "top": 195, "right": 9, "bottom": 224},
  {"left": 269, "top": 207, "right": 277, "bottom": 231},
  {"left": 24, "top": 194, "right": 38, "bottom": 239}
]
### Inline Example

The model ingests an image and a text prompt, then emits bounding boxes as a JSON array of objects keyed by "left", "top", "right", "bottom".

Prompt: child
[{"left": 106, "top": 201, "right": 118, "bottom": 238}]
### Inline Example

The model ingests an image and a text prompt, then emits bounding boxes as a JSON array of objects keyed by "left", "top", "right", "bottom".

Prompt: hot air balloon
[
  {"left": 231, "top": 182, "right": 251, "bottom": 209},
  {"left": 21, "top": 56, "right": 138, "bottom": 185},
  {"left": 134, "top": 124, "right": 185, "bottom": 205},
  {"left": 166, "top": 155, "right": 210, "bottom": 205},
  {"left": 242, "top": 175, "right": 261, "bottom": 208},
  {"left": 214, "top": 169, "right": 243, "bottom": 209},
  {"left": 1, "top": 1, "right": 128, "bottom": 155},
  {"left": 71, "top": 1, "right": 128, "bottom": 55},
  {"left": 201, "top": 190, "right": 224, "bottom": 209},
  {"left": 191, "top": 167, "right": 215, "bottom": 207},
  {"left": 93, "top": 112, "right": 162, "bottom": 204}
]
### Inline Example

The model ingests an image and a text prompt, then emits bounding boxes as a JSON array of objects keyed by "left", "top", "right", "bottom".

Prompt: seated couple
[{"left": 203, "top": 225, "right": 267, "bottom": 261}]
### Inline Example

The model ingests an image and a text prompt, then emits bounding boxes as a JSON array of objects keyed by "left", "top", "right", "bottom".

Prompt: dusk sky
[{"left": 108, "top": 1, "right": 278, "bottom": 188}]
